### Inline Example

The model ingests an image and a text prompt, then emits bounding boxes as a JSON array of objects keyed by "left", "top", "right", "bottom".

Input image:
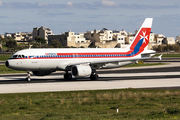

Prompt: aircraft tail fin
[{"left": 128, "top": 18, "right": 153, "bottom": 55}]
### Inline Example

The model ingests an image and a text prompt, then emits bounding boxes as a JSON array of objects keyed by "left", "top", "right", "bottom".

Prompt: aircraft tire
[
  {"left": 25, "top": 77, "right": 31, "bottom": 81},
  {"left": 90, "top": 74, "right": 98, "bottom": 80},
  {"left": 64, "top": 73, "right": 72, "bottom": 80}
]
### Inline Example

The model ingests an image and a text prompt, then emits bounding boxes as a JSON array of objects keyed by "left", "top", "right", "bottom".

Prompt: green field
[
  {"left": 0, "top": 65, "right": 25, "bottom": 74},
  {"left": 155, "top": 53, "right": 180, "bottom": 58},
  {"left": 0, "top": 89, "right": 180, "bottom": 119},
  {"left": 0, "top": 54, "right": 12, "bottom": 61}
]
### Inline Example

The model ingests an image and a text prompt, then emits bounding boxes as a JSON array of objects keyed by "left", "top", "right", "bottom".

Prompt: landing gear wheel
[
  {"left": 25, "top": 77, "right": 31, "bottom": 81},
  {"left": 64, "top": 73, "right": 72, "bottom": 80},
  {"left": 26, "top": 71, "right": 31, "bottom": 81},
  {"left": 90, "top": 74, "right": 99, "bottom": 80}
]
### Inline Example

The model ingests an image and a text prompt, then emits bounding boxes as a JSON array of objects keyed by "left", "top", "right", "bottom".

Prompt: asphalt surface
[
  {"left": 0, "top": 58, "right": 180, "bottom": 93},
  {"left": 0, "top": 66, "right": 180, "bottom": 84},
  {"left": 0, "top": 61, "right": 5, "bottom": 65}
]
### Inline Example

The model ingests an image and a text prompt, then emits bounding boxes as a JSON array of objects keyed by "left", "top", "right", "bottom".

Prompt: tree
[
  {"left": 5, "top": 38, "right": 17, "bottom": 51},
  {"left": 31, "top": 42, "right": 40, "bottom": 48},
  {"left": 17, "top": 43, "right": 29, "bottom": 50},
  {"left": 35, "top": 36, "right": 47, "bottom": 44},
  {"left": 0, "top": 36, "right": 6, "bottom": 49},
  {"left": 50, "top": 39, "right": 63, "bottom": 48}
]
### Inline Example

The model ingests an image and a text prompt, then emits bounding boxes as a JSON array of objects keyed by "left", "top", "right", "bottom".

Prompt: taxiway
[{"left": 0, "top": 61, "right": 180, "bottom": 93}]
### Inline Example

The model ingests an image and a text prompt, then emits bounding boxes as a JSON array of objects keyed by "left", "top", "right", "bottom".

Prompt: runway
[{"left": 0, "top": 61, "right": 180, "bottom": 93}]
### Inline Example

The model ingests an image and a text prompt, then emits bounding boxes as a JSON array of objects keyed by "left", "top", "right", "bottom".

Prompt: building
[
  {"left": 4, "top": 32, "right": 32, "bottom": 44},
  {"left": 176, "top": 35, "right": 180, "bottom": 43},
  {"left": 155, "top": 34, "right": 165, "bottom": 45},
  {"left": 84, "top": 29, "right": 101, "bottom": 42},
  {"left": 33, "top": 26, "right": 52, "bottom": 43},
  {"left": 13, "top": 32, "right": 32, "bottom": 43},
  {"left": 4, "top": 33, "right": 12, "bottom": 38},
  {"left": 0, "top": 34, "right": 4, "bottom": 39},
  {"left": 84, "top": 28, "right": 118, "bottom": 48},
  {"left": 84, "top": 28, "right": 114, "bottom": 43},
  {"left": 163, "top": 37, "right": 175, "bottom": 44},
  {"left": 48, "top": 31, "right": 91, "bottom": 48},
  {"left": 113, "top": 30, "right": 127, "bottom": 45},
  {"left": 149, "top": 32, "right": 156, "bottom": 43},
  {"left": 125, "top": 33, "right": 135, "bottom": 44}
]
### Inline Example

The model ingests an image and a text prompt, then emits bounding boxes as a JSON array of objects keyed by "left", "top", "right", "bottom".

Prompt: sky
[{"left": 0, "top": 0, "right": 180, "bottom": 38}]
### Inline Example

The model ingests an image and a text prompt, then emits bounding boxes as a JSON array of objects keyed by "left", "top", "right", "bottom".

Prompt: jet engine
[
  {"left": 33, "top": 70, "right": 52, "bottom": 76},
  {"left": 71, "top": 64, "right": 92, "bottom": 77}
]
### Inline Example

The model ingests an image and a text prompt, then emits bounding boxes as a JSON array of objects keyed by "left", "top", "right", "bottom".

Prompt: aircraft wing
[{"left": 66, "top": 49, "right": 157, "bottom": 69}]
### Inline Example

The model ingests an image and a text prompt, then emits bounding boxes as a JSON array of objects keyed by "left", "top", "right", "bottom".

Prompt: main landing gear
[
  {"left": 90, "top": 69, "right": 98, "bottom": 80},
  {"left": 26, "top": 71, "right": 31, "bottom": 81},
  {"left": 63, "top": 69, "right": 98, "bottom": 80},
  {"left": 64, "top": 71, "right": 72, "bottom": 80}
]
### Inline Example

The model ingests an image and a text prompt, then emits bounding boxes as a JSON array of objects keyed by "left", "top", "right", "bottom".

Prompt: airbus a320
[{"left": 5, "top": 18, "right": 155, "bottom": 81}]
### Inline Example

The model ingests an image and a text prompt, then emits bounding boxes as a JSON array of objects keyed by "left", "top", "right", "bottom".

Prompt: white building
[
  {"left": 164, "top": 37, "right": 175, "bottom": 44},
  {"left": 99, "top": 28, "right": 113, "bottom": 41},
  {"left": 113, "top": 30, "right": 127, "bottom": 45},
  {"left": 74, "top": 32, "right": 87, "bottom": 43}
]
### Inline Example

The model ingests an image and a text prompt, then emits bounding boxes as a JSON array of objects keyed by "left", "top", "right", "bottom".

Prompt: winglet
[{"left": 158, "top": 54, "right": 163, "bottom": 60}]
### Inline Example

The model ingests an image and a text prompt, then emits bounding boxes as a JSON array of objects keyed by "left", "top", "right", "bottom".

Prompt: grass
[
  {"left": 0, "top": 65, "right": 25, "bottom": 74},
  {"left": 1, "top": 89, "right": 180, "bottom": 119},
  {"left": 0, "top": 54, "right": 12, "bottom": 61},
  {"left": 155, "top": 53, "right": 180, "bottom": 58}
]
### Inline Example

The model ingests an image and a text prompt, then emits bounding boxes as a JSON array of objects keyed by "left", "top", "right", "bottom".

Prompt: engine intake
[{"left": 71, "top": 64, "right": 92, "bottom": 77}]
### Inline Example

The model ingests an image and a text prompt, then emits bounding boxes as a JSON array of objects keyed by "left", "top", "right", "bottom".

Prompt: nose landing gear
[{"left": 26, "top": 71, "right": 31, "bottom": 81}]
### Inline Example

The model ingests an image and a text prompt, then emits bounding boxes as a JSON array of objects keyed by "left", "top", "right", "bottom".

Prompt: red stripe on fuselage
[{"left": 11, "top": 50, "right": 138, "bottom": 60}]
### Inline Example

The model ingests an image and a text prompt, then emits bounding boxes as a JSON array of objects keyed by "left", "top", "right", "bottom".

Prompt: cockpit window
[
  {"left": 12, "top": 55, "right": 18, "bottom": 58},
  {"left": 11, "top": 55, "right": 25, "bottom": 58}
]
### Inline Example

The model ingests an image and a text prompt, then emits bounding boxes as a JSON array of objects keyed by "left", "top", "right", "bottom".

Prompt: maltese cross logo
[{"left": 140, "top": 31, "right": 148, "bottom": 44}]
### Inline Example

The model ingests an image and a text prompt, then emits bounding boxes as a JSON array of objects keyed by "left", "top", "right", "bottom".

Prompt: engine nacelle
[
  {"left": 33, "top": 70, "right": 52, "bottom": 76},
  {"left": 71, "top": 64, "right": 92, "bottom": 77}
]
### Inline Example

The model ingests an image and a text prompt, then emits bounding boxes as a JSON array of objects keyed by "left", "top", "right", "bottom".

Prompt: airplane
[{"left": 5, "top": 18, "right": 155, "bottom": 81}]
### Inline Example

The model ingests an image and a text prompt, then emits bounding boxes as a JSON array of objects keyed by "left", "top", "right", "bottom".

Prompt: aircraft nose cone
[{"left": 5, "top": 61, "right": 9, "bottom": 67}]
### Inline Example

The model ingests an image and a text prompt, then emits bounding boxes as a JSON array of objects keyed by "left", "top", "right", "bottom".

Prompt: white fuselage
[{"left": 6, "top": 48, "right": 155, "bottom": 71}]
